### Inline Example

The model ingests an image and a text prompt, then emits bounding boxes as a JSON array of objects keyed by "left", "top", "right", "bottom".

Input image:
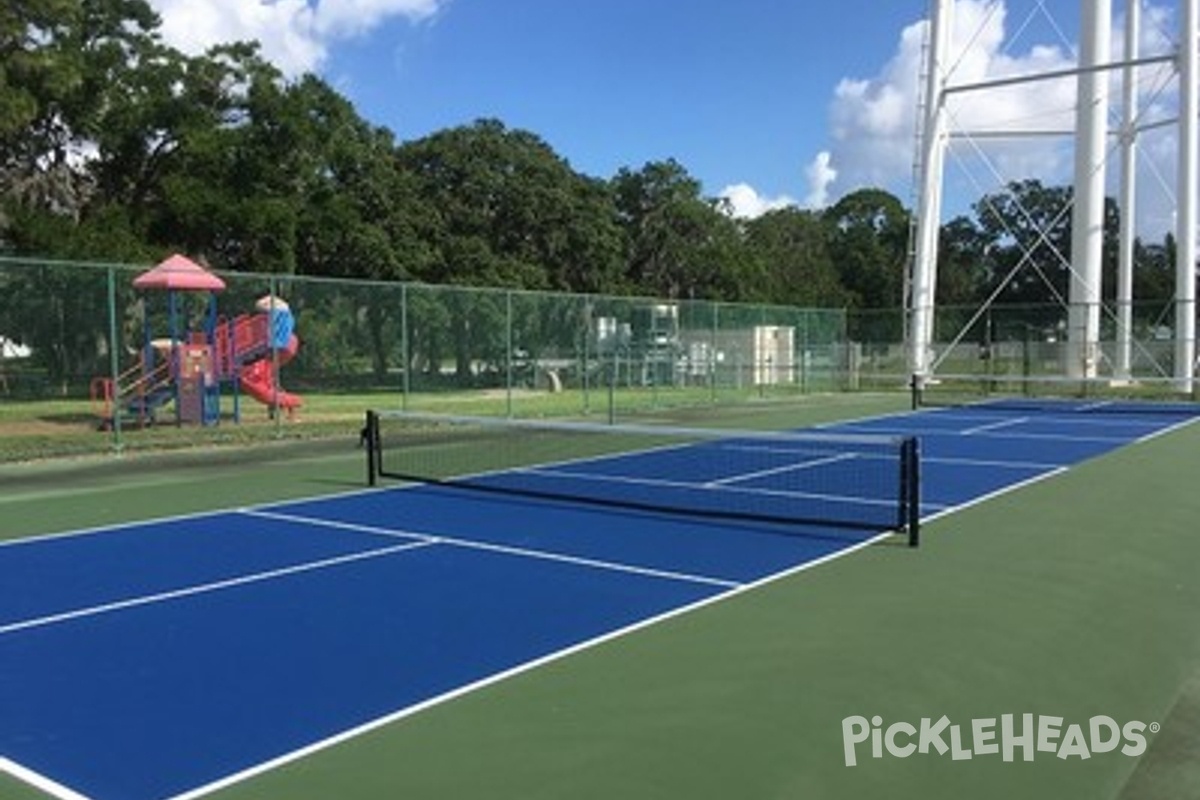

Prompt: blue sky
[
  {"left": 148, "top": 0, "right": 1184, "bottom": 234},
  {"left": 321, "top": 0, "right": 927, "bottom": 199}
]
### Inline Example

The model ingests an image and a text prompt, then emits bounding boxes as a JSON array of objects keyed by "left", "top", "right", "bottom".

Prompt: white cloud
[
  {"left": 718, "top": 152, "right": 837, "bottom": 220},
  {"left": 814, "top": 0, "right": 1183, "bottom": 236},
  {"left": 148, "top": 0, "right": 448, "bottom": 77},
  {"left": 803, "top": 151, "right": 837, "bottom": 209},
  {"left": 719, "top": 183, "right": 796, "bottom": 219}
]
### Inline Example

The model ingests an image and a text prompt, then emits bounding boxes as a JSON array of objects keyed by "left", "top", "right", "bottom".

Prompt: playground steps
[
  {"left": 90, "top": 357, "right": 175, "bottom": 428},
  {"left": 121, "top": 385, "right": 175, "bottom": 417},
  {"left": 212, "top": 314, "right": 271, "bottom": 379}
]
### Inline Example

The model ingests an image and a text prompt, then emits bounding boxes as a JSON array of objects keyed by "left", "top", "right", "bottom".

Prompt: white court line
[
  {"left": 1135, "top": 414, "right": 1200, "bottom": 444},
  {"left": 4, "top": 408, "right": 1196, "bottom": 800},
  {"left": 831, "top": 424, "right": 1131, "bottom": 444},
  {"left": 718, "top": 445, "right": 1063, "bottom": 472},
  {"left": 703, "top": 453, "right": 856, "bottom": 487},
  {"left": 160, "top": 530, "right": 895, "bottom": 800},
  {"left": 241, "top": 509, "right": 743, "bottom": 590},
  {"left": 0, "top": 758, "right": 91, "bottom": 800},
  {"left": 961, "top": 416, "right": 1029, "bottom": 435},
  {"left": 0, "top": 538, "right": 436, "bottom": 637},
  {"left": 916, "top": 407, "right": 1182, "bottom": 429},
  {"left": 920, "top": 467, "right": 1071, "bottom": 525},
  {"left": 924, "top": 455, "right": 1064, "bottom": 470},
  {"left": 914, "top": 412, "right": 1200, "bottom": 524},
  {"left": 518, "top": 466, "right": 907, "bottom": 509}
]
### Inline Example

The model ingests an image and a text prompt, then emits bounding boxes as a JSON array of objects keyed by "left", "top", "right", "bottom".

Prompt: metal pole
[
  {"left": 1068, "top": 0, "right": 1111, "bottom": 380},
  {"left": 169, "top": 289, "right": 180, "bottom": 426},
  {"left": 711, "top": 302, "right": 719, "bottom": 403},
  {"left": 270, "top": 275, "right": 281, "bottom": 437},
  {"left": 401, "top": 282, "right": 410, "bottom": 411},
  {"left": 106, "top": 267, "right": 123, "bottom": 452},
  {"left": 505, "top": 290, "right": 514, "bottom": 418},
  {"left": 1177, "top": 0, "right": 1199, "bottom": 392},
  {"left": 1116, "top": 0, "right": 1140, "bottom": 380},
  {"left": 582, "top": 301, "right": 591, "bottom": 415},
  {"left": 909, "top": 0, "right": 953, "bottom": 379},
  {"left": 608, "top": 345, "right": 617, "bottom": 425}
]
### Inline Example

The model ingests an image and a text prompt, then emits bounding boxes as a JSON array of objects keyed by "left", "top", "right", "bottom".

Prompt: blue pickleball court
[{"left": 1, "top": 402, "right": 1195, "bottom": 800}]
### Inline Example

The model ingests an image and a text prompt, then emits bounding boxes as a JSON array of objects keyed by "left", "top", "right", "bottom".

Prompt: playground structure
[{"left": 91, "top": 254, "right": 302, "bottom": 428}]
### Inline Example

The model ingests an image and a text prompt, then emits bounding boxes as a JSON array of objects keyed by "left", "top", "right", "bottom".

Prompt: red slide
[{"left": 239, "top": 335, "right": 302, "bottom": 410}]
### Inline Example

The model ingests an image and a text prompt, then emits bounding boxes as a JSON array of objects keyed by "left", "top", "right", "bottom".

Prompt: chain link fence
[
  {"left": 0, "top": 256, "right": 854, "bottom": 457},
  {"left": 848, "top": 299, "right": 1195, "bottom": 389}
]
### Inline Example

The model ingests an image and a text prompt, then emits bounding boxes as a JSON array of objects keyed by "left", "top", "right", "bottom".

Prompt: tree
[
  {"left": 743, "top": 208, "right": 844, "bottom": 307},
  {"left": 611, "top": 159, "right": 756, "bottom": 300},
  {"left": 399, "top": 120, "right": 628, "bottom": 379},
  {"left": 824, "top": 188, "right": 909, "bottom": 310},
  {"left": 936, "top": 215, "right": 990, "bottom": 307},
  {"left": 971, "top": 179, "right": 1119, "bottom": 304},
  {"left": 398, "top": 119, "right": 624, "bottom": 293},
  {"left": 1, "top": 0, "right": 166, "bottom": 223}
]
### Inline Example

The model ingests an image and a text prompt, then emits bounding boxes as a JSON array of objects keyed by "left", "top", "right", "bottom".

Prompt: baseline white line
[
  {"left": 0, "top": 539, "right": 436, "bottom": 637},
  {"left": 0, "top": 758, "right": 92, "bottom": 800},
  {"left": 920, "top": 467, "right": 1070, "bottom": 525},
  {"left": 0, "top": 482, "right": 397, "bottom": 551},
  {"left": 1135, "top": 414, "right": 1200, "bottom": 444},
  {"left": 961, "top": 416, "right": 1029, "bottom": 435},
  {"left": 240, "top": 509, "right": 743, "bottom": 591},
  {"left": 161, "top": 530, "right": 893, "bottom": 800},
  {"left": 703, "top": 453, "right": 857, "bottom": 487}
]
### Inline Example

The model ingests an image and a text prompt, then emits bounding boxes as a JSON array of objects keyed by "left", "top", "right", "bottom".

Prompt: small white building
[
  {"left": 1, "top": 336, "right": 30, "bottom": 359},
  {"left": 687, "top": 325, "right": 796, "bottom": 386}
]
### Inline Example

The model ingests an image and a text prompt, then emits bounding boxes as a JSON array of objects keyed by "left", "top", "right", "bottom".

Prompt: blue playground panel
[{"left": 1, "top": 403, "right": 1197, "bottom": 800}]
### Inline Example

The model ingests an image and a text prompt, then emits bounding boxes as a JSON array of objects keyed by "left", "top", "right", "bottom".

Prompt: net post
[
  {"left": 901, "top": 436, "right": 921, "bottom": 547},
  {"left": 365, "top": 410, "right": 379, "bottom": 487},
  {"left": 909, "top": 373, "right": 921, "bottom": 411}
]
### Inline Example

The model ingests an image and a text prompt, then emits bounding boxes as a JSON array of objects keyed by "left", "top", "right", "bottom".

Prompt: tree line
[{"left": 1, "top": 0, "right": 1181, "bottom": 317}]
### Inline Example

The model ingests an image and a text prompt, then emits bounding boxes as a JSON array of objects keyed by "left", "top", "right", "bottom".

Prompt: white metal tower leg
[
  {"left": 908, "top": 0, "right": 953, "bottom": 379},
  {"left": 1177, "top": 0, "right": 1199, "bottom": 392},
  {"left": 1068, "top": 0, "right": 1111, "bottom": 379},
  {"left": 1116, "top": 0, "right": 1141, "bottom": 381}
]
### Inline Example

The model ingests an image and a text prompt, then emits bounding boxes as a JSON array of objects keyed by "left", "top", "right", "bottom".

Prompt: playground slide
[{"left": 239, "top": 334, "right": 302, "bottom": 410}]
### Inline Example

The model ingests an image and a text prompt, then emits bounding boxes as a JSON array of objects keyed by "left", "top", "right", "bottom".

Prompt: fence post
[
  {"left": 400, "top": 282, "right": 410, "bottom": 411},
  {"left": 106, "top": 267, "right": 123, "bottom": 453},
  {"left": 800, "top": 310, "right": 809, "bottom": 394},
  {"left": 710, "top": 302, "right": 719, "bottom": 403},
  {"left": 581, "top": 299, "right": 591, "bottom": 415},
  {"left": 270, "top": 275, "right": 282, "bottom": 438},
  {"left": 505, "top": 289, "right": 514, "bottom": 418},
  {"left": 608, "top": 343, "right": 617, "bottom": 425}
]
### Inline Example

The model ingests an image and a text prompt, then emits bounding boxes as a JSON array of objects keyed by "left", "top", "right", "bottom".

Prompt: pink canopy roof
[{"left": 132, "top": 254, "right": 226, "bottom": 292}]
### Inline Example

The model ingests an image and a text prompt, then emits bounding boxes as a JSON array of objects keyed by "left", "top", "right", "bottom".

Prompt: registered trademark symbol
[{"left": 1149, "top": 722, "right": 1161, "bottom": 734}]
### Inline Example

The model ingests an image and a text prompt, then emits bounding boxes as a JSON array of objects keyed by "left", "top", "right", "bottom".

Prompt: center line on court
[{"left": 961, "top": 416, "right": 1030, "bottom": 435}]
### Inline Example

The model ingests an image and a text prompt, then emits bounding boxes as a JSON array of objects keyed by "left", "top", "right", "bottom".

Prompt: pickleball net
[{"left": 364, "top": 410, "right": 920, "bottom": 546}]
